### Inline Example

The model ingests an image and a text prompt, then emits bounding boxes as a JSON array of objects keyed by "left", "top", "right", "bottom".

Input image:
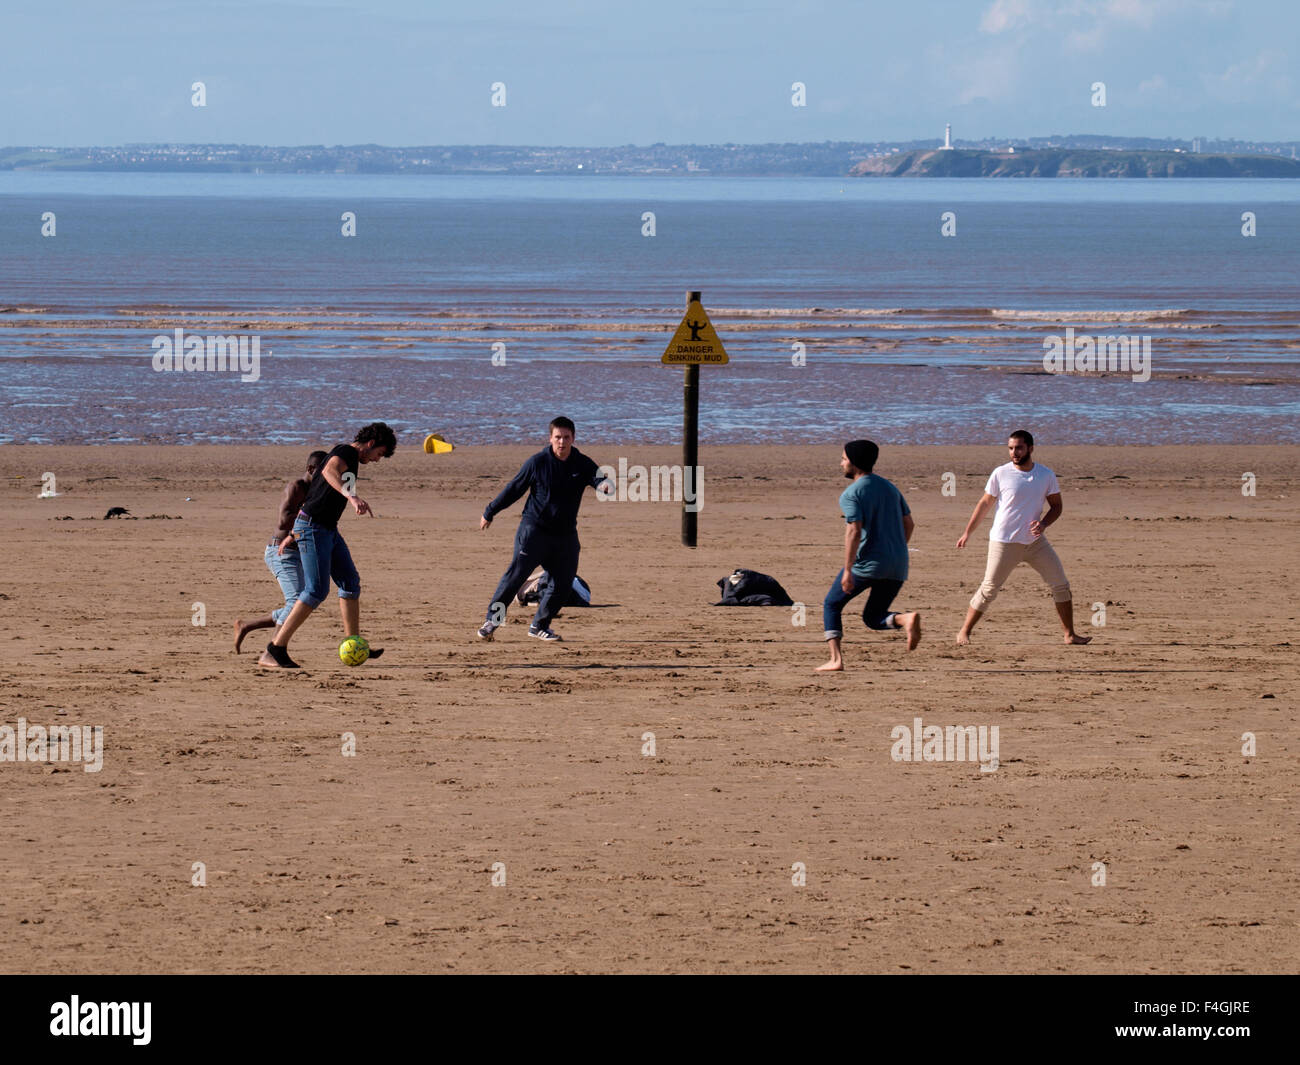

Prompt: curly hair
[{"left": 355, "top": 422, "right": 397, "bottom": 457}]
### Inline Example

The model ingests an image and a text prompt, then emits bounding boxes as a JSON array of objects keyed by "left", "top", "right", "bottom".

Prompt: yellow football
[{"left": 339, "top": 636, "right": 370, "bottom": 666}]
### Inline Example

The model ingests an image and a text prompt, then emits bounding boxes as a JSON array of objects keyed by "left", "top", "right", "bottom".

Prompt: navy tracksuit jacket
[{"left": 484, "top": 446, "right": 607, "bottom": 628}]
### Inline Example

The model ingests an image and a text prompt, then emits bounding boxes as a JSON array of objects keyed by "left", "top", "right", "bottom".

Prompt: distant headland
[{"left": 851, "top": 148, "right": 1300, "bottom": 178}]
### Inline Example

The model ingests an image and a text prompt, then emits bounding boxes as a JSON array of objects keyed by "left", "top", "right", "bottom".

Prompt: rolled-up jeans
[
  {"left": 970, "top": 536, "right": 1071, "bottom": 612},
  {"left": 823, "top": 569, "right": 903, "bottom": 640},
  {"left": 292, "top": 514, "right": 361, "bottom": 609},
  {"left": 263, "top": 544, "right": 305, "bottom": 624}
]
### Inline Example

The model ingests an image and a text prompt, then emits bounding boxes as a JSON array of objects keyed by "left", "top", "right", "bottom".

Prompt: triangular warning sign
[{"left": 662, "top": 300, "right": 729, "bottom": 364}]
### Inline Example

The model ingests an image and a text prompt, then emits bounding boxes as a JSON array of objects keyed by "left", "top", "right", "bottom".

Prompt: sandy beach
[{"left": 1, "top": 443, "right": 1296, "bottom": 973}]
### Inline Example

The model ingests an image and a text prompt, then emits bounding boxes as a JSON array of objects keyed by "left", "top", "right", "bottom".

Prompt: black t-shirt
[{"left": 300, "top": 444, "right": 359, "bottom": 529}]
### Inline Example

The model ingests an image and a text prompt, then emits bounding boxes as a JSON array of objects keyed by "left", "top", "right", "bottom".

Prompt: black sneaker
[
  {"left": 528, "top": 626, "right": 562, "bottom": 642},
  {"left": 261, "top": 642, "right": 300, "bottom": 669},
  {"left": 477, "top": 621, "right": 498, "bottom": 641}
]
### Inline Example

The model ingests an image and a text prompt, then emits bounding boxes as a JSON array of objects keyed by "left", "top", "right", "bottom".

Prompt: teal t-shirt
[{"left": 839, "top": 474, "right": 910, "bottom": 580}]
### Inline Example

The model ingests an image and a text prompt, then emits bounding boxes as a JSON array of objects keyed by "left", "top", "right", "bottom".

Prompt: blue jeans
[
  {"left": 292, "top": 515, "right": 361, "bottom": 609},
  {"left": 823, "top": 570, "right": 903, "bottom": 640},
  {"left": 264, "top": 544, "right": 305, "bottom": 624}
]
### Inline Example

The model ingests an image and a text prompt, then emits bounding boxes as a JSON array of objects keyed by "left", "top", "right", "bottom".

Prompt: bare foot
[
  {"left": 1064, "top": 632, "right": 1092, "bottom": 645},
  {"left": 955, "top": 630, "right": 971, "bottom": 646},
  {"left": 815, "top": 660, "right": 843, "bottom": 672},
  {"left": 237, "top": 617, "right": 278, "bottom": 653},
  {"left": 901, "top": 612, "right": 922, "bottom": 651}
]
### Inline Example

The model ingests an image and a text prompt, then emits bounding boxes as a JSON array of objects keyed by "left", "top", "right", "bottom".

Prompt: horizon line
[{"left": 5, "top": 135, "right": 1299, "bottom": 151}]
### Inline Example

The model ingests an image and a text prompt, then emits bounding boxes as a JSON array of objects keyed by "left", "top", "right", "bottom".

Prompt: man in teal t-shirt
[{"left": 817, "top": 439, "right": 922, "bottom": 671}]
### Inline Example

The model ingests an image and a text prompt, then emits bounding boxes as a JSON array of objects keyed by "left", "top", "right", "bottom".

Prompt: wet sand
[
  {"left": 4, "top": 304, "right": 1300, "bottom": 446},
  {"left": 1, "top": 443, "right": 1296, "bottom": 973}
]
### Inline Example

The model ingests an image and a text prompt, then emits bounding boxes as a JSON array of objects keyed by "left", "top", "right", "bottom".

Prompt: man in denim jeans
[
  {"left": 261, "top": 423, "right": 397, "bottom": 669},
  {"left": 817, "top": 439, "right": 921, "bottom": 672},
  {"left": 234, "top": 450, "right": 326, "bottom": 653}
]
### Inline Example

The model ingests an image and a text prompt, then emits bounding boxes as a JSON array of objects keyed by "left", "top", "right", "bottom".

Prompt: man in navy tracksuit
[{"left": 478, "top": 417, "right": 609, "bottom": 642}]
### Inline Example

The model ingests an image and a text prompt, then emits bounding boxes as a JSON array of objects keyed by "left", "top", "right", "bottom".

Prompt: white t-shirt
[{"left": 985, "top": 462, "right": 1060, "bottom": 544}]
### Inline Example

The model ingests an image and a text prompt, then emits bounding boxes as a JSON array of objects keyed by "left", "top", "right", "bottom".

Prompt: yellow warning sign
[{"left": 661, "top": 300, "right": 729, "bottom": 365}]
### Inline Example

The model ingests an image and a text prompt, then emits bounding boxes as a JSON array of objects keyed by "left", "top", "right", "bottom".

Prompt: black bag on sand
[
  {"left": 517, "top": 571, "right": 593, "bottom": 608},
  {"left": 714, "top": 568, "right": 794, "bottom": 607}
]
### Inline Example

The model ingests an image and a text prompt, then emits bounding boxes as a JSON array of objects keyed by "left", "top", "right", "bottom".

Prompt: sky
[{"left": 2, "top": 0, "right": 1295, "bottom": 146}]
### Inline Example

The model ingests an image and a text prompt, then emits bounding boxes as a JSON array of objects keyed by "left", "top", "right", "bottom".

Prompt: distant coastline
[
  {"left": 851, "top": 148, "right": 1300, "bottom": 178},
  {"left": 3, "top": 138, "right": 1299, "bottom": 178}
]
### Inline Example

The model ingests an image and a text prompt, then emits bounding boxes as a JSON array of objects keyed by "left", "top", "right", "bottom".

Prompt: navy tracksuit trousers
[{"left": 486, "top": 522, "right": 580, "bottom": 630}]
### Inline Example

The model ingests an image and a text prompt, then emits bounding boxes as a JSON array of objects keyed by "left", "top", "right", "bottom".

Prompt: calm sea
[{"left": 1, "top": 172, "right": 1297, "bottom": 444}]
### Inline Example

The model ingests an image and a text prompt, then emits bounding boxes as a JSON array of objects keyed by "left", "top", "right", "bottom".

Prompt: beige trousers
[{"left": 971, "top": 537, "right": 1071, "bottom": 612}]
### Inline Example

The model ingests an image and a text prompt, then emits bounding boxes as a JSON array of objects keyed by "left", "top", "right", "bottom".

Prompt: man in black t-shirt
[
  {"left": 477, "top": 417, "right": 609, "bottom": 642},
  {"left": 234, "top": 449, "right": 327, "bottom": 653},
  {"left": 260, "top": 422, "right": 397, "bottom": 669}
]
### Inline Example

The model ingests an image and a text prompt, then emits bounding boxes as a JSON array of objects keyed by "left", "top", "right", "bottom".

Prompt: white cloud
[
  {"left": 1065, "top": 23, "right": 1107, "bottom": 50},
  {"left": 1101, "top": 0, "right": 1163, "bottom": 27},
  {"left": 1202, "top": 48, "right": 1293, "bottom": 102},
  {"left": 979, "top": 0, "right": 1036, "bottom": 34},
  {"left": 980, "top": 0, "right": 1228, "bottom": 49},
  {"left": 952, "top": 41, "right": 1028, "bottom": 103}
]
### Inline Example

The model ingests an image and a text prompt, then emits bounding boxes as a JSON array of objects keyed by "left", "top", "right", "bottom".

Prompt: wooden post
[{"left": 682, "top": 290, "right": 701, "bottom": 547}]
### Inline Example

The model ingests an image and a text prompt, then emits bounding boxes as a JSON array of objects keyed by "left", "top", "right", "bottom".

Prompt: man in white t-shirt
[{"left": 954, "top": 430, "right": 1091, "bottom": 646}]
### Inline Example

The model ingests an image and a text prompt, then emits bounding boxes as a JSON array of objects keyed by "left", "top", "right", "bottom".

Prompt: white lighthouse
[{"left": 942, "top": 123, "right": 954, "bottom": 150}]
